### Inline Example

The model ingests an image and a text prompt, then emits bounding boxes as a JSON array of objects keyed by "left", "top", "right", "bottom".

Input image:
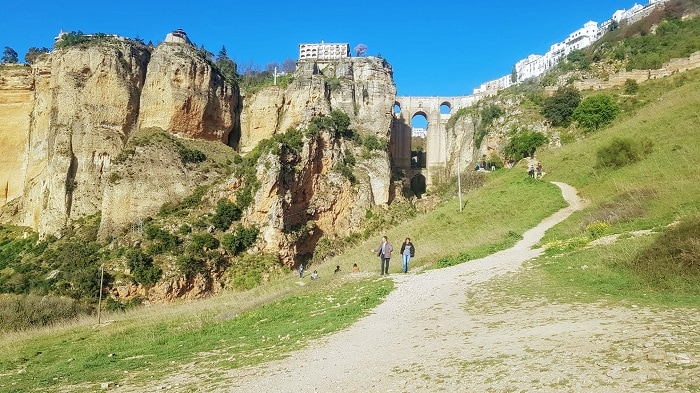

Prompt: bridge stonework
[{"left": 391, "top": 95, "right": 476, "bottom": 185}]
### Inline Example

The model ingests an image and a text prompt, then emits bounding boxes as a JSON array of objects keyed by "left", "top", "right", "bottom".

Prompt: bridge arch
[{"left": 391, "top": 95, "right": 477, "bottom": 186}]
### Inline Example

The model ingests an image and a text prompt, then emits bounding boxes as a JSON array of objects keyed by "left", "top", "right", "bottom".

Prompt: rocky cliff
[
  {"left": 229, "top": 57, "right": 397, "bottom": 265},
  {"left": 0, "top": 38, "right": 239, "bottom": 238},
  {"left": 240, "top": 57, "right": 395, "bottom": 152},
  {"left": 0, "top": 38, "right": 398, "bottom": 272}
]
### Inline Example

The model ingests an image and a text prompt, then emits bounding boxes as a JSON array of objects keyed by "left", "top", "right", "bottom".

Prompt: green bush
[
  {"left": 572, "top": 95, "right": 620, "bottom": 131},
  {"left": 176, "top": 253, "right": 208, "bottom": 278},
  {"left": 188, "top": 232, "right": 220, "bottom": 254},
  {"left": 624, "top": 79, "right": 639, "bottom": 94},
  {"left": 144, "top": 224, "right": 181, "bottom": 254},
  {"left": 481, "top": 104, "right": 504, "bottom": 126},
  {"left": 503, "top": 129, "right": 548, "bottom": 160},
  {"left": 125, "top": 248, "right": 161, "bottom": 286},
  {"left": 628, "top": 216, "right": 700, "bottom": 289},
  {"left": 542, "top": 86, "right": 581, "bottom": 127},
  {"left": 362, "top": 134, "right": 386, "bottom": 152},
  {"left": 0, "top": 294, "right": 89, "bottom": 331},
  {"left": 221, "top": 225, "right": 259, "bottom": 255},
  {"left": 595, "top": 137, "right": 653, "bottom": 169},
  {"left": 211, "top": 199, "right": 242, "bottom": 231}
]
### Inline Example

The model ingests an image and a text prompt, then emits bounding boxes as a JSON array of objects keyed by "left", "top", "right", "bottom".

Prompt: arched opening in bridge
[
  {"left": 410, "top": 112, "right": 428, "bottom": 169},
  {"left": 440, "top": 102, "right": 451, "bottom": 115},
  {"left": 393, "top": 102, "right": 401, "bottom": 117},
  {"left": 410, "top": 173, "right": 427, "bottom": 198}
]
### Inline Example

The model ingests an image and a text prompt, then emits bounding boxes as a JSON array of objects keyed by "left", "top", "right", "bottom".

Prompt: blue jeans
[{"left": 402, "top": 254, "right": 411, "bottom": 273}]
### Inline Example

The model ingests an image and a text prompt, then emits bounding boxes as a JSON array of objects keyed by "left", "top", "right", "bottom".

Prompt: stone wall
[{"left": 573, "top": 51, "right": 700, "bottom": 90}]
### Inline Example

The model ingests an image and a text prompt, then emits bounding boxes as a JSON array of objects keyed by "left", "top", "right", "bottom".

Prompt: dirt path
[{"left": 138, "top": 183, "right": 700, "bottom": 392}]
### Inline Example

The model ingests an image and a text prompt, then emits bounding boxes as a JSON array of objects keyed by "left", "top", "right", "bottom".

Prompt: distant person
[
  {"left": 372, "top": 235, "right": 393, "bottom": 275},
  {"left": 399, "top": 237, "right": 415, "bottom": 273},
  {"left": 334, "top": 265, "right": 341, "bottom": 274},
  {"left": 298, "top": 263, "right": 304, "bottom": 278},
  {"left": 352, "top": 263, "right": 360, "bottom": 273},
  {"left": 528, "top": 164, "right": 535, "bottom": 178},
  {"left": 311, "top": 270, "right": 318, "bottom": 280},
  {"left": 536, "top": 163, "right": 543, "bottom": 179}
]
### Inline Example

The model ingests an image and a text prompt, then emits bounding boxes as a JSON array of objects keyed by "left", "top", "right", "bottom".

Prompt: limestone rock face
[
  {"left": 235, "top": 57, "right": 396, "bottom": 266},
  {"left": 238, "top": 86, "right": 285, "bottom": 153},
  {"left": 0, "top": 66, "right": 33, "bottom": 206},
  {"left": 236, "top": 131, "right": 389, "bottom": 267},
  {"left": 98, "top": 135, "right": 216, "bottom": 239},
  {"left": 18, "top": 43, "right": 150, "bottom": 236},
  {"left": 138, "top": 43, "right": 239, "bottom": 143},
  {"left": 239, "top": 57, "right": 396, "bottom": 152}
]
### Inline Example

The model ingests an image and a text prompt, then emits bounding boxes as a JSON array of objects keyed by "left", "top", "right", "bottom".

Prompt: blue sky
[{"left": 3, "top": 0, "right": 636, "bottom": 97}]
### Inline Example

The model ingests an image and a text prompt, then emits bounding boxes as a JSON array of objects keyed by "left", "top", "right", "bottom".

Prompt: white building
[
  {"left": 299, "top": 41, "right": 350, "bottom": 61},
  {"left": 411, "top": 127, "right": 427, "bottom": 138}
]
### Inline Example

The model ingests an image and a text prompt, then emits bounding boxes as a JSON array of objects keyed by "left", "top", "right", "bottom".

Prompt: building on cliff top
[
  {"left": 165, "top": 28, "right": 192, "bottom": 45},
  {"left": 299, "top": 41, "right": 350, "bottom": 61}
]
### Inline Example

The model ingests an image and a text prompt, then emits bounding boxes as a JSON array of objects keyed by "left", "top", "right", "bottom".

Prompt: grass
[
  {"left": 474, "top": 70, "right": 700, "bottom": 309},
  {"left": 321, "top": 169, "right": 565, "bottom": 275},
  {"left": 0, "top": 276, "right": 392, "bottom": 392}
]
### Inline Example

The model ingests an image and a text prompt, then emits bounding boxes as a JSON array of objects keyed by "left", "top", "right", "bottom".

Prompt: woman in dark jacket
[{"left": 399, "top": 238, "right": 415, "bottom": 273}]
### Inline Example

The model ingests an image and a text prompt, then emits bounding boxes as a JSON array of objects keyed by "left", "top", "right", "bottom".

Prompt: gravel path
[{"left": 136, "top": 182, "right": 700, "bottom": 392}]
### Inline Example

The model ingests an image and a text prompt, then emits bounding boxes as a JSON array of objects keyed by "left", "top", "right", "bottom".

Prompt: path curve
[
  {"left": 222, "top": 182, "right": 585, "bottom": 392},
  {"left": 136, "top": 183, "right": 700, "bottom": 392}
]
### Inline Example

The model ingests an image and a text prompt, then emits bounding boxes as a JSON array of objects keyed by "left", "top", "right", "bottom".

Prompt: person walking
[
  {"left": 298, "top": 263, "right": 304, "bottom": 278},
  {"left": 399, "top": 237, "right": 415, "bottom": 273},
  {"left": 372, "top": 236, "right": 393, "bottom": 275}
]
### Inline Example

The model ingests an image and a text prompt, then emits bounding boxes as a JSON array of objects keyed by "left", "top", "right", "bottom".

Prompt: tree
[
  {"left": 215, "top": 47, "right": 237, "bottom": 83},
  {"left": 354, "top": 44, "right": 367, "bottom": 57},
  {"left": 542, "top": 86, "right": 581, "bottom": 127},
  {"left": 565, "top": 49, "right": 590, "bottom": 70},
  {"left": 25, "top": 47, "right": 50, "bottom": 65},
  {"left": 265, "top": 62, "right": 279, "bottom": 74},
  {"left": 218, "top": 46, "right": 229, "bottom": 60},
  {"left": 2, "top": 46, "right": 18, "bottom": 64},
  {"left": 503, "top": 129, "right": 548, "bottom": 160},
  {"left": 281, "top": 58, "right": 296, "bottom": 73},
  {"left": 572, "top": 95, "right": 620, "bottom": 131}
]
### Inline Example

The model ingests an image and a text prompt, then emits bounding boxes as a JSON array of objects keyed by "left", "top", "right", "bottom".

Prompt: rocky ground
[{"left": 120, "top": 182, "right": 699, "bottom": 392}]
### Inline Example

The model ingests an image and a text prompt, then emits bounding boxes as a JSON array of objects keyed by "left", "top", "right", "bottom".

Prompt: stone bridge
[{"left": 391, "top": 95, "right": 476, "bottom": 188}]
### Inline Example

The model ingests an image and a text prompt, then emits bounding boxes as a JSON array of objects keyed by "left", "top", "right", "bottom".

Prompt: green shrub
[
  {"left": 628, "top": 216, "right": 700, "bottom": 289},
  {"left": 481, "top": 104, "right": 504, "bottom": 126},
  {"left": 503, "top": 129, "right": 548, "bottom": 160},
  {"left": 542, "top": 86, "right": 581, "bottom": 127},
  {"left": 595, "top": 137, "right": 653, "bottom": 169},
  {"left": 362, "top": 134, "right": 386, "bottom": 152},
  {"left": 188, "top": 232, "right": 220, "bottom": 254},
  {"left": 0, "top": 294, "right": 89, "bottom": 331},
  {"left": 125, "top": 248, "right": 162, "bottom": 286},
  {"left": 211, "top": 199, "right": 242, "bottom": 231},
  {"left": 221, "top": 225, "right": 259, "bottom": 255},
  {"left": 144, "top": 224, "right": 181, "bottom": 254},
  {"left": 572, "top": 95, "right": 620, "bottom": 131},
  {"left": 624, "top": 79, "right": 639, "bottom": 94},
  {"left": 176, "top": 253, "right": 207, "bottom": 278}
]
